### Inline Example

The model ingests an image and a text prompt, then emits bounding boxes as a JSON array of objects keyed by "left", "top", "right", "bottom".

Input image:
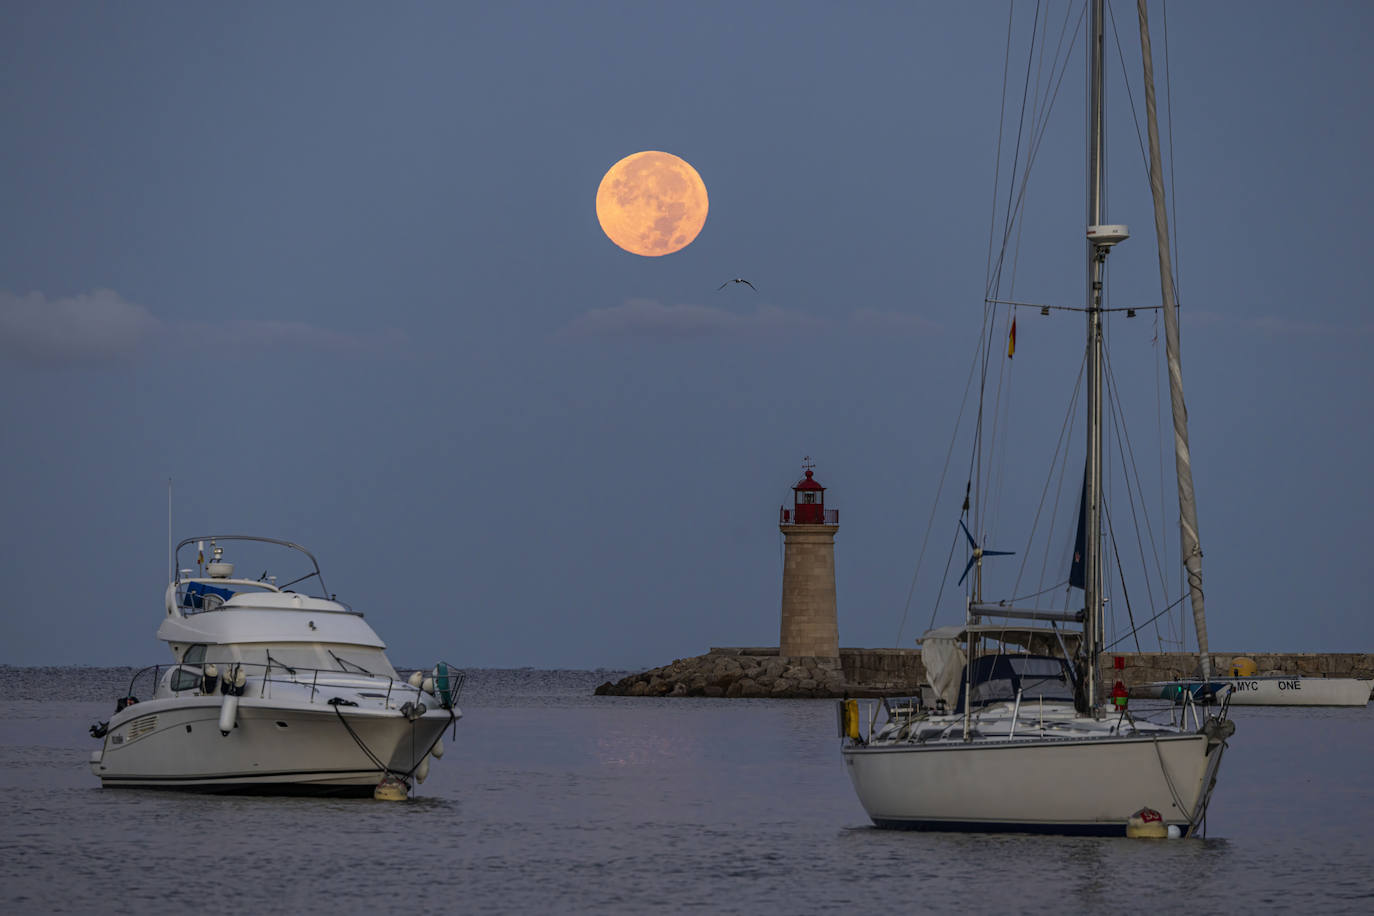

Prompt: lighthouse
[{"left": 778, "top": 461, "right": 840, "bottom": 660}]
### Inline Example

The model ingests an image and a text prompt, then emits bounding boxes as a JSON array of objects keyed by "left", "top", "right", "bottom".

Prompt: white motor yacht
[{"left": 89, "top": 535, "right": 462, "bottom": 798}]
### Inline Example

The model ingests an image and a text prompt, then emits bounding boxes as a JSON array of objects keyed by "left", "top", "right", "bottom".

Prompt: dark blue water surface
[{"left": 1, "top": 666, "right": 1370, "bottom": 914}]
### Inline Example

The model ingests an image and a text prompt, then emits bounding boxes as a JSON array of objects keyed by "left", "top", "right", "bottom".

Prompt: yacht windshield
[{"left": 213, "top": 645, "right": 398, "bottom": 680}]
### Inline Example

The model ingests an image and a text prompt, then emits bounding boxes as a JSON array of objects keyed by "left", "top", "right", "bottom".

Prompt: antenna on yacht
[{"left": 167, "top": 477, "right": 173, "bottom": 582}]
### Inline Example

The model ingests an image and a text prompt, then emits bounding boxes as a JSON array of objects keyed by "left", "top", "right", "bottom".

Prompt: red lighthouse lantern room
[{"left": 781, "top": 464, "right": 832, "bottom": 525}]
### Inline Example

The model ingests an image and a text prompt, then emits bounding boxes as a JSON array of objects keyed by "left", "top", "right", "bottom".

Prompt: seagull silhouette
[{"left": 717, "top": 278, "right": 756, "bottom": 291}]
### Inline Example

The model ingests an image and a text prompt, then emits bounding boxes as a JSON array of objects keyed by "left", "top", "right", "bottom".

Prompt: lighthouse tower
[{"left": 778, "top": 461, "right": 840, "bottom": 660}]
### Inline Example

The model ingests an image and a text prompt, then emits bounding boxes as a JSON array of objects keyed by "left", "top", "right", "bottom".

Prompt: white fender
[
  {"left": 219, "top": 693, "right": 239, "bottom": 735},
  {"left": 415, "top": 756, "right": 430, "bottom": 783},
  {"left": 430, "top": 738, "right": 444, "bottom": 759},
  {"left": 201, "top": 663, "right": 220, "bottom": 695}
]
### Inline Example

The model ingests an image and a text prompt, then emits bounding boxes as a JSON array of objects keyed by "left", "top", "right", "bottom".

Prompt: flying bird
[{"left": 717, "top": 278, "right": 756, "bottom": 291}]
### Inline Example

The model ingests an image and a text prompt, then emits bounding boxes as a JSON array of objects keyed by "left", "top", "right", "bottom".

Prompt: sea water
[{"left": 0, "top": 666, "right": 1370, "bottom": 914}]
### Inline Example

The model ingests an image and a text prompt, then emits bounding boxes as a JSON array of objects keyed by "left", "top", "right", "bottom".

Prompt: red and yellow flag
[{"left": 1008, "top": 315, "right": 1017, "bottom": 359}]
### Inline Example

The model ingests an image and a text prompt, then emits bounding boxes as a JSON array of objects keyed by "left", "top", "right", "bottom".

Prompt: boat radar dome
[{"left": 1087, "top": 224, "right": 1129, "bottom": 248}]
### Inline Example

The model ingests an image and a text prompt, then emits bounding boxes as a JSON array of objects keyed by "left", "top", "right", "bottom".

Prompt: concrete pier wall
[{"left": 834, "top": 648, "right": 1374, "bottom": 693}]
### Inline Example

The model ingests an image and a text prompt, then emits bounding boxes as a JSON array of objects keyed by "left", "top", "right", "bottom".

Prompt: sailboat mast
[
  {"left": 1136, "top": 0, "right": 1212, "bottom": 680},
  {"left": 1082, "top": 0, "right": 1107, "bottom": 710}
]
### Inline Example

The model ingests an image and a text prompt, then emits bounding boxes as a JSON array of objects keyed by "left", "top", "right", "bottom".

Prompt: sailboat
[{"left": 838, "top": 1, "right": 1234, "bottom": 836}]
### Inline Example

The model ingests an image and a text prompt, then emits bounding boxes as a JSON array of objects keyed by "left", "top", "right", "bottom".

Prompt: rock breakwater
[{"left": 594, "top": 647, "right": 847, "bottom": 698}]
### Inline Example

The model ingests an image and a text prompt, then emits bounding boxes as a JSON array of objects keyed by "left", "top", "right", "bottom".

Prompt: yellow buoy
[
  {"left": 373, "top": 775, "right": 408, "bottom": 801},
  {"left": 1126, "top": 807, "right": 1168, "bottom": 839},
  {"left": 1230, "top": 656, "right": 1258, "bottom": 677}
]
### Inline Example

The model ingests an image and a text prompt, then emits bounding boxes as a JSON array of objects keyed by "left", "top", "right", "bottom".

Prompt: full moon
[{"left": 595, "top": 151, "right": 709, "bottom": 256}]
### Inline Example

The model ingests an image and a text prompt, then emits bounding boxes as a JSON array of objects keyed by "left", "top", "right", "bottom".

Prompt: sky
[{"left": 2, "top": 1, "right": 1371, "bottom": 669}]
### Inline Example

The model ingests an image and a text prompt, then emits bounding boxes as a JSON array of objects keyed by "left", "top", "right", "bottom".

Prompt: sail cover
[
  {"left": 920, "top": 625, "right": 1084, "bottom": 708},
  {"left": 921, "top": 626, "right": 967, "bottom": 707}
]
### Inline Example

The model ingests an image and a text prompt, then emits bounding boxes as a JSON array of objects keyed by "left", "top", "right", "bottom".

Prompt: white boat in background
[
  {"left": 1143, "top": 657, "right": 1372, "bottom": 706},
  {"left": 839, "top": 1, "right": 1234, "bottom": 837},
  {"left": 89, "top": 535, "right": 463, "bottom": 798}
]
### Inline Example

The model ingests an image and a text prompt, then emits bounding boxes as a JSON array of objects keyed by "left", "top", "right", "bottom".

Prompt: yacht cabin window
[{"left": 169, "top": 667, "right": 201, "bottom": 692}]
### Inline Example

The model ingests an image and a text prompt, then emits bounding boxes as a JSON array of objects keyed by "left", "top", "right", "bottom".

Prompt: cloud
[
  {"left": 0, "top": 288, "right": 408, "bottom": 366},
  {"left": 568, "top": 298, "right": 821, "bottom": 339},
  {"left": 0, "top": 289, "right": 161, "bottom": 365}
]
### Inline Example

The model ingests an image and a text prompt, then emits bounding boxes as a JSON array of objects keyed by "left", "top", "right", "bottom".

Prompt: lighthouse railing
[{"left": 779, "top": 508, "right": 839, "bottom": 525}]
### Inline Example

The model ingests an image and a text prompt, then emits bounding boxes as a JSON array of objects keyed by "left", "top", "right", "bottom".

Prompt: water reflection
[{"left": 0, "top": 667, "right": 1369, "bottom": 913}]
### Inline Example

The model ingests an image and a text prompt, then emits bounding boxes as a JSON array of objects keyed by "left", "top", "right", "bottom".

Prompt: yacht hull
[
  {"left": 89, "top": 697, "right": 456, "bottom": 795},
  {"left": 1145, "top": 677, "right": 1372, "bottom": 707},
  {"left": 843, "top": 732, "right": 1222, "bottom": 836}
]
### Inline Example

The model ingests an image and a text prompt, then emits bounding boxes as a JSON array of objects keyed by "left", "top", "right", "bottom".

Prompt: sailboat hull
[{"left": 843, "top": 732, "right": 1222, "bottom": 836}]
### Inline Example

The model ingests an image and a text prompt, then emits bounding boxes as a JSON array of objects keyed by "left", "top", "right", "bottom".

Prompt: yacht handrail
[
  {"left": 117, "top": 661, "right": 466, "bottom": 709},
  {"left": 172, "top": 535, "right": 329, "bottom": 597}
]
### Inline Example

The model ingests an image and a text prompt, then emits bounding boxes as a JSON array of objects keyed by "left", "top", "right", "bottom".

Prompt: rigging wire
[
  {"left": 1000, "top": 578, "right": 1073, "bottom": 608},
  {"left": 1009, "top": 350, "right": 1085, "bottom": 601},
  {"left": 911, "top": 2, "right": 1170, "bottom": 651},
  {"left": 987, "top": 0, "right": 1041, "bottom": 302},
  {"left": 1099, "top": 347, "right": 1154, "bottom": 656},
  {"left": 1107, "top": 591, "right": 1189, "bottom": 650},
  {"left": 986, "top": 3, "right": 1085, "bottom": 303},
  {"left": 1041, "top": 360, "right": 1084, "bottom": 615},
  {"left": 894, "top": 327, "right": 985, "bottom": 645},
  {"left": 1104, "top": 340, "right": 1173, "bottom": 647},
  {"left": 982, "top": 3, "right": 1018, "bottom": 292},
  {"left": 960, "top": 1, "right": 1082, "bottom": 627},
  {"left": 1102, "top": 395, "right": 1145, "bottom": 653},
  {"left": 975, "top": 0, "right": 1046, "bottom": 551},
  {"left": 980, "top": 1, "right": 1069, "bottom": 563},
  {"left": 925, "top": 525, "right": 965, "bottom": 636},
  {"left": 937, "top": 1, "right": 1196, "bottom": 662},
  {"left": 1105, "top": 1, "right": 1153, "bottom": 181},
  {"left": 980, "top": 3, "right": 1083, "bottom": 557}
]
